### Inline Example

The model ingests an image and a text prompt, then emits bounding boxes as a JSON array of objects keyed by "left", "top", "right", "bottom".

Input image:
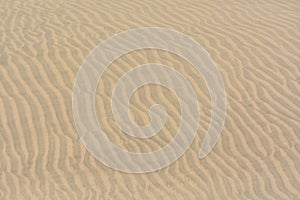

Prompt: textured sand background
[{"left": 1, "top": 0, "right": 300, "bottom": 199}]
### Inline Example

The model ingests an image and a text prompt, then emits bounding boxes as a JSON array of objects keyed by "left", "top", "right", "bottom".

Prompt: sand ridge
[{"left": 1, "top": 0, "right": 300, "bottom": 199}]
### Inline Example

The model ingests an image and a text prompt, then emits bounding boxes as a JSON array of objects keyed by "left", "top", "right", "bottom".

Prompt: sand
[{"left": 1, "top": 0, "right": 300, "bottom": 199}]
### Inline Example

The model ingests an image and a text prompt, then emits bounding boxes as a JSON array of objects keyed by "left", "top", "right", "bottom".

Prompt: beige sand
[{"left": 1, "top": 0, "right": 300, "bottom": 199}]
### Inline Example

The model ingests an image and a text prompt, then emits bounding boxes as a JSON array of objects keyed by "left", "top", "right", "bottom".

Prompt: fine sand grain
[{"left": 1, "top": 0, "right": 300, "bottom": 199}]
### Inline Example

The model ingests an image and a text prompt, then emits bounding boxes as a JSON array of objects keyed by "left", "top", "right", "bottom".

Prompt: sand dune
[{"left": 1, "top": 0, "right": 300, "bottom": 199}]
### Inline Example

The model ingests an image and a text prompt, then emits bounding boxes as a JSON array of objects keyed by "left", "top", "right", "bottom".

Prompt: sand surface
[{"left": 1, "top": 0, "right": 300, "bottom": 199}]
